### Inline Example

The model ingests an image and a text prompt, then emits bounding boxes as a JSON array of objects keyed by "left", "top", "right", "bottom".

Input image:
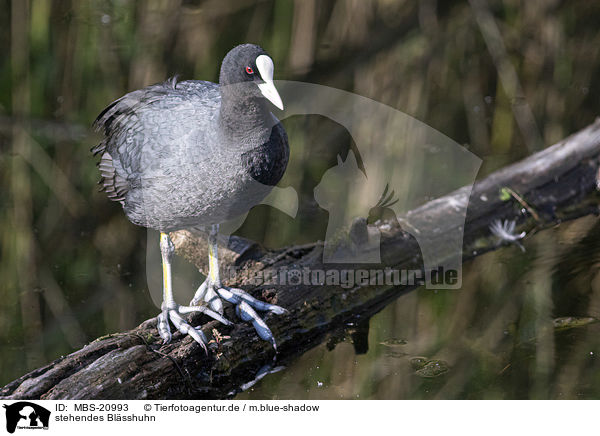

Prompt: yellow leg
[
  {"left": 203, "top": 225, "right": 224, "bottom": 314},
  {"left": 208, "top": 230, "right": 220, "bottom": 285},
  {"left": 160, "top": 232, "right": 175, "bottom": 307},
  {"left": 157, "top": 231, "right": 230, "bottom": 348}
]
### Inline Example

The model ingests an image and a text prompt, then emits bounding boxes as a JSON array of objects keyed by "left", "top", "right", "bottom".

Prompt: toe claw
[
  {"left": 187, "top": 328, "right": 208, "bottom": 354},
  {"left": 194, "top": 327, "right": 208, "bottom": 343},
  {"left": 157, "top": 311, "right": 172, "bottom": 344},
  {"left": 268, "top": 305, "right": 287, "bottom": 315},
  {"left": 237, "top": 301, "right": 277, "bottom": 349},
  {"left": 170, "top": 310, "right": 208, "bottom": 353}
]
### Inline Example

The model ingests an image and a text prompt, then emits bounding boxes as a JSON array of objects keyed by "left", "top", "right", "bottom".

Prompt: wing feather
[{"left": 91, "top": 78, "right": 220, "bottom": 203}]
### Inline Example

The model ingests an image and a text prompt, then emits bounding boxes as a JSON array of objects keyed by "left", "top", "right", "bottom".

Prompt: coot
[{"left": 93, "top": 44, "right": 288, "bottom": 352}]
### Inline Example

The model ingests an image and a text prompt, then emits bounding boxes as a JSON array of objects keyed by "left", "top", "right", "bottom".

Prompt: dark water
[
  {"left": 1, "top": 1, "right": 600, "bottom": 399},
  {"left": 235, "top": 217, "right": 600, "bottom": 399}
]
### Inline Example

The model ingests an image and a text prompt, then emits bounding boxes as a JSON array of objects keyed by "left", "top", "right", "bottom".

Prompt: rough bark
[{"left": 2, "top": 120, "right": 600, "bottom": 400}]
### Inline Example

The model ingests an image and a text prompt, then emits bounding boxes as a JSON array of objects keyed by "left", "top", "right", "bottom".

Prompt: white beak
[{"left": 256, "top": 54, "right": 284, "bottom": 110}]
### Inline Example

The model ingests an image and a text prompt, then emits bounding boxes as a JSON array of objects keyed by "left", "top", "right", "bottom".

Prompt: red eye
[{"left": 245, "top": 66, "right": 254, "bottom": 74}]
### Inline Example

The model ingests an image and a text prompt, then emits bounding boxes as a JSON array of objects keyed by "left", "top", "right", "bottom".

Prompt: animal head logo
[
  {"left": 3, "top": 402, "right": 50, "bottom": 433},
  {"left": 280, "top": 81, "right": 481, "bottom": 288}
]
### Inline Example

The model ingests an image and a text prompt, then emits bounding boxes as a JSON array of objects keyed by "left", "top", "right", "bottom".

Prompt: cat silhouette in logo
[
  {"left": 3, "top": 402, "right": 50, "bottom": 434},
  {"left": 314, "top": 150, "right": 384, "bottom": 263}
]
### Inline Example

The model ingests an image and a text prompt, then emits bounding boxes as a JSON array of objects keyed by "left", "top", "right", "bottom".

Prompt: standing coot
[{"left": 93, "top": 44, "right": 288, "bottom": 352}]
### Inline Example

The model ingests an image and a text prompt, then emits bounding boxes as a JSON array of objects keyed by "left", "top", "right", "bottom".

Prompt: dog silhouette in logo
[{"left": 3, "top": 402, "right": 50, "bottom": 433}]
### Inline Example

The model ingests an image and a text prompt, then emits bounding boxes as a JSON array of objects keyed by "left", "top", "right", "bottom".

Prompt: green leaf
[{"left": 499, "top": 187, "right": 511, "bottom": 201}]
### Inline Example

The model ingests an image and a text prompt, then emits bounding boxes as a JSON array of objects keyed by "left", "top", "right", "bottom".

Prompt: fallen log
[{"left": 2, "top": 120, "right": 600, "bottom": 400}]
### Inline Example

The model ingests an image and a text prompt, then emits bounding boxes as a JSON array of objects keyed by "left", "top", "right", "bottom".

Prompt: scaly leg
[
  {"left": 157, "top": 232, "right": 231, "bottom": 352},
  {"left": 189, "top": 224, "right": 287, "bottom": 349}
]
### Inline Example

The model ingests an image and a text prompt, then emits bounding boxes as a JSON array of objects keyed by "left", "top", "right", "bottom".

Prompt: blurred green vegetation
[{"left": 1, "top": 0, "right": 599, "bottom": 398}]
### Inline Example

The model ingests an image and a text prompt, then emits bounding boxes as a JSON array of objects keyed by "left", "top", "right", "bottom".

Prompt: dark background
[{"left": 1, "top": 0, "right": 599, "bottom": 398}]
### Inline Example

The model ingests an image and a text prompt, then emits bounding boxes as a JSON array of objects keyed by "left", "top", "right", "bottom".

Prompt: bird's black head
[{"left": 219, "top": 43, "right": 283, "bottom": 110}]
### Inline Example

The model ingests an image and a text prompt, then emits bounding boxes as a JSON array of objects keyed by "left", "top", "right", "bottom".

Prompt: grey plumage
[{"left": 93, "top": 45, "right": 289, "bottom": 232}]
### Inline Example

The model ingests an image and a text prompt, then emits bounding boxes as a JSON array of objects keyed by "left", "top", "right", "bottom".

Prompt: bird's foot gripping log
[
  {"left": 188, "top": 225, "right": 287, "bottom": 350},
  {"left": 157, "top": 231, "right": 232, "bottom": 352},
  {"left": 158, "top": 225, "right": 287, "bottom": 352}
]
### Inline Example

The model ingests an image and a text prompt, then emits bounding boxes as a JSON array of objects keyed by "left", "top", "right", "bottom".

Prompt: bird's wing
[{"left": 92, "top": 79, "right": 220, "bottom": 203}]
